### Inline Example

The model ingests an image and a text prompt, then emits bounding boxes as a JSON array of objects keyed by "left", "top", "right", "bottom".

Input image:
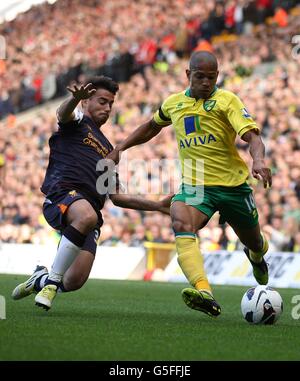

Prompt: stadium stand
[{"left": 0, "top": 0, "right": 300, "bottom": 253}]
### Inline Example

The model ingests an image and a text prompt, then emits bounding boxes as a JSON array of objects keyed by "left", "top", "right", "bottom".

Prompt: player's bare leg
[
  {"left": 231, "top": 223, "right": 269, "bottom": 285},
  {"left": 35, "top": 199, "right": 98, "bottom": 310},
  {"left": 171, "top": 201, "right": 221, "bottom": 317},
  {"left": 63, "top": 250, "right": 95, "bottom": 291}
]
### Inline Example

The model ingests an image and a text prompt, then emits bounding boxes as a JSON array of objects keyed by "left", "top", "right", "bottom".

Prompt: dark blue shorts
[{"left": 43, "top": 189, "right": 102, "bottom": 255}]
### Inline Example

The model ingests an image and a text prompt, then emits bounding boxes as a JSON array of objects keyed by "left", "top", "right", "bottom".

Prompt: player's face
[
  {"left": 84, "top": 88, "right": 115, "bottom": 126},
  {"left": 186, "top": 62, "right": 218, "bottom": 100}
]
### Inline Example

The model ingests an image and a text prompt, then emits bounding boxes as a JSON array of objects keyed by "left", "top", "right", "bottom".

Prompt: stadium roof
[{"left": 0, "top": 0, "right": 57, "bottom": 24}]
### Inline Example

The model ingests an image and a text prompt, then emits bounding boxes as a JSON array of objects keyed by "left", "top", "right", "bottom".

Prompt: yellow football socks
[
  {"left": 175, "top": 233, "right": 211, "bottom": 293},
  {"left": 249, "top": 234, "right": 269, "bottom": 263}
]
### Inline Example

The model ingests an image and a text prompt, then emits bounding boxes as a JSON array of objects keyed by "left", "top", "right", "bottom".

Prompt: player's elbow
[
  {"left": 241, "top": 129, "right": 260, "bottom": 144},
  {"left": 149, "top": 119, "right": 163, "bottom": 135},
  {"left": 56, "top": 108, "right": 73, "bottom": 123}
]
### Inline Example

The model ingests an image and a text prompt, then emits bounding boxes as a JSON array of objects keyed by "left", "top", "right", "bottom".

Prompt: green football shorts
[{"left": 172, "top": 182, "right": 259, "bottom": 228}]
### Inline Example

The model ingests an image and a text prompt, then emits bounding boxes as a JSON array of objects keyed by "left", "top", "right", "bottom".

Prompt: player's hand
[
  {"left": 67, "top": 83, "right": 96, "bottom": 101},
  {"left": 252, "top": 160, "right": 272, "bottom": 188},
  {"left": 157, "top": 194, "right": 174, "bottom": 215},
  {"left": 106, "top": 147, "right": 123, "bottom": 165}
]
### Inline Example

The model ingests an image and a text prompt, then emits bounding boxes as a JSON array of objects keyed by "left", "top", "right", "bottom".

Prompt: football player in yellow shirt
[{"left": 108, "top": 51, "right": 272, "bottom": 317}]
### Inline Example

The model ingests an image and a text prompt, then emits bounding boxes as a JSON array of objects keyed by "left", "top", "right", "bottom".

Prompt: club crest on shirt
[
  {"left": 69, "top": 190, "right": 77, "bottom": 197},
  {"left": 203, "top": 100, "right": 216, "bottom": 112}
]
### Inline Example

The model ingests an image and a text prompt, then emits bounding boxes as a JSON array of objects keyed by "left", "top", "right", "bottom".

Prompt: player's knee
[
  {"left": 83, "top": 211, "right": 98, "bottom": 229},
  {"left": 73, "top": 210, "right": 98, "bottom": 233},
  {"left": 67, "top": 201, "right": 98, "bottom": 233},
  {"left": 172, "top": 219, "right": 193, "bottom": 233}
]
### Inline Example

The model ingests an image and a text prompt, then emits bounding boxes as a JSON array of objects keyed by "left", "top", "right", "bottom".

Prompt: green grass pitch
[{"left": 0, "top": 274, "right": 299, "bottom": 361}]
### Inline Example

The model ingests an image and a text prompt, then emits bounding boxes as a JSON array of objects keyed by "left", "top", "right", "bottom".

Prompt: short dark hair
[
  {"left": 189, "top": 51, "right": 218, "bottom": 71},
  {"left": 84, "top": 76, "right": 119, "bottom": 95}
]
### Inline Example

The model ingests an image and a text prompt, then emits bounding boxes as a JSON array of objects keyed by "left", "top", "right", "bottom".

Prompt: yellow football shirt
[{"left": 153, "top": 87, "right": 259, "bottom": 186}]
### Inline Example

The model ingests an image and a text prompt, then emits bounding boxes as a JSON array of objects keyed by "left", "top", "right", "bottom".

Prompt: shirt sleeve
[
  {"left": 226, "top": 94, "right": 259, "bottom": 137},
  {"left": 153, "top": 97, "right": 172, "bottom": 126},
  {"left": 57, "top": 107, "right": 84, "bottom": 129}
]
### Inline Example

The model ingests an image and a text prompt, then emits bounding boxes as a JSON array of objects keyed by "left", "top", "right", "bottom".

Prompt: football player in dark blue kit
[{"left": 12, "top": 76, "right": 171, "bottom": 310}]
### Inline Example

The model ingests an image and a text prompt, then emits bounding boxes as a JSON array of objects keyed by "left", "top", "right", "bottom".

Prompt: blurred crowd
[
  {"left": 1, "top": 0, "right": 299, "bottom": 119},
  {"left": 0, "top": 0, "right": 300, "bottom": 253}
]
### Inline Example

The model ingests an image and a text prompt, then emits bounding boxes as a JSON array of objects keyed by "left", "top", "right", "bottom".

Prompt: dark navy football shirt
[{"left": 41, "top": 111, "right": 114, "bottom": 211}]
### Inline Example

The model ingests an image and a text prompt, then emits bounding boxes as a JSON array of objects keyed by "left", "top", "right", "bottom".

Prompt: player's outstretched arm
[
  {"left": 242, "top": 130, "right": 272, "bottom": 188},
  {"left": 56, "top": 83, "right": 96, "bottom": 123},
  {"left": 107, "top": 118, "right": 163, "bottom": 164},
  {"left": 109, "top": 193, "right": 172, "bottom": 215}
]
